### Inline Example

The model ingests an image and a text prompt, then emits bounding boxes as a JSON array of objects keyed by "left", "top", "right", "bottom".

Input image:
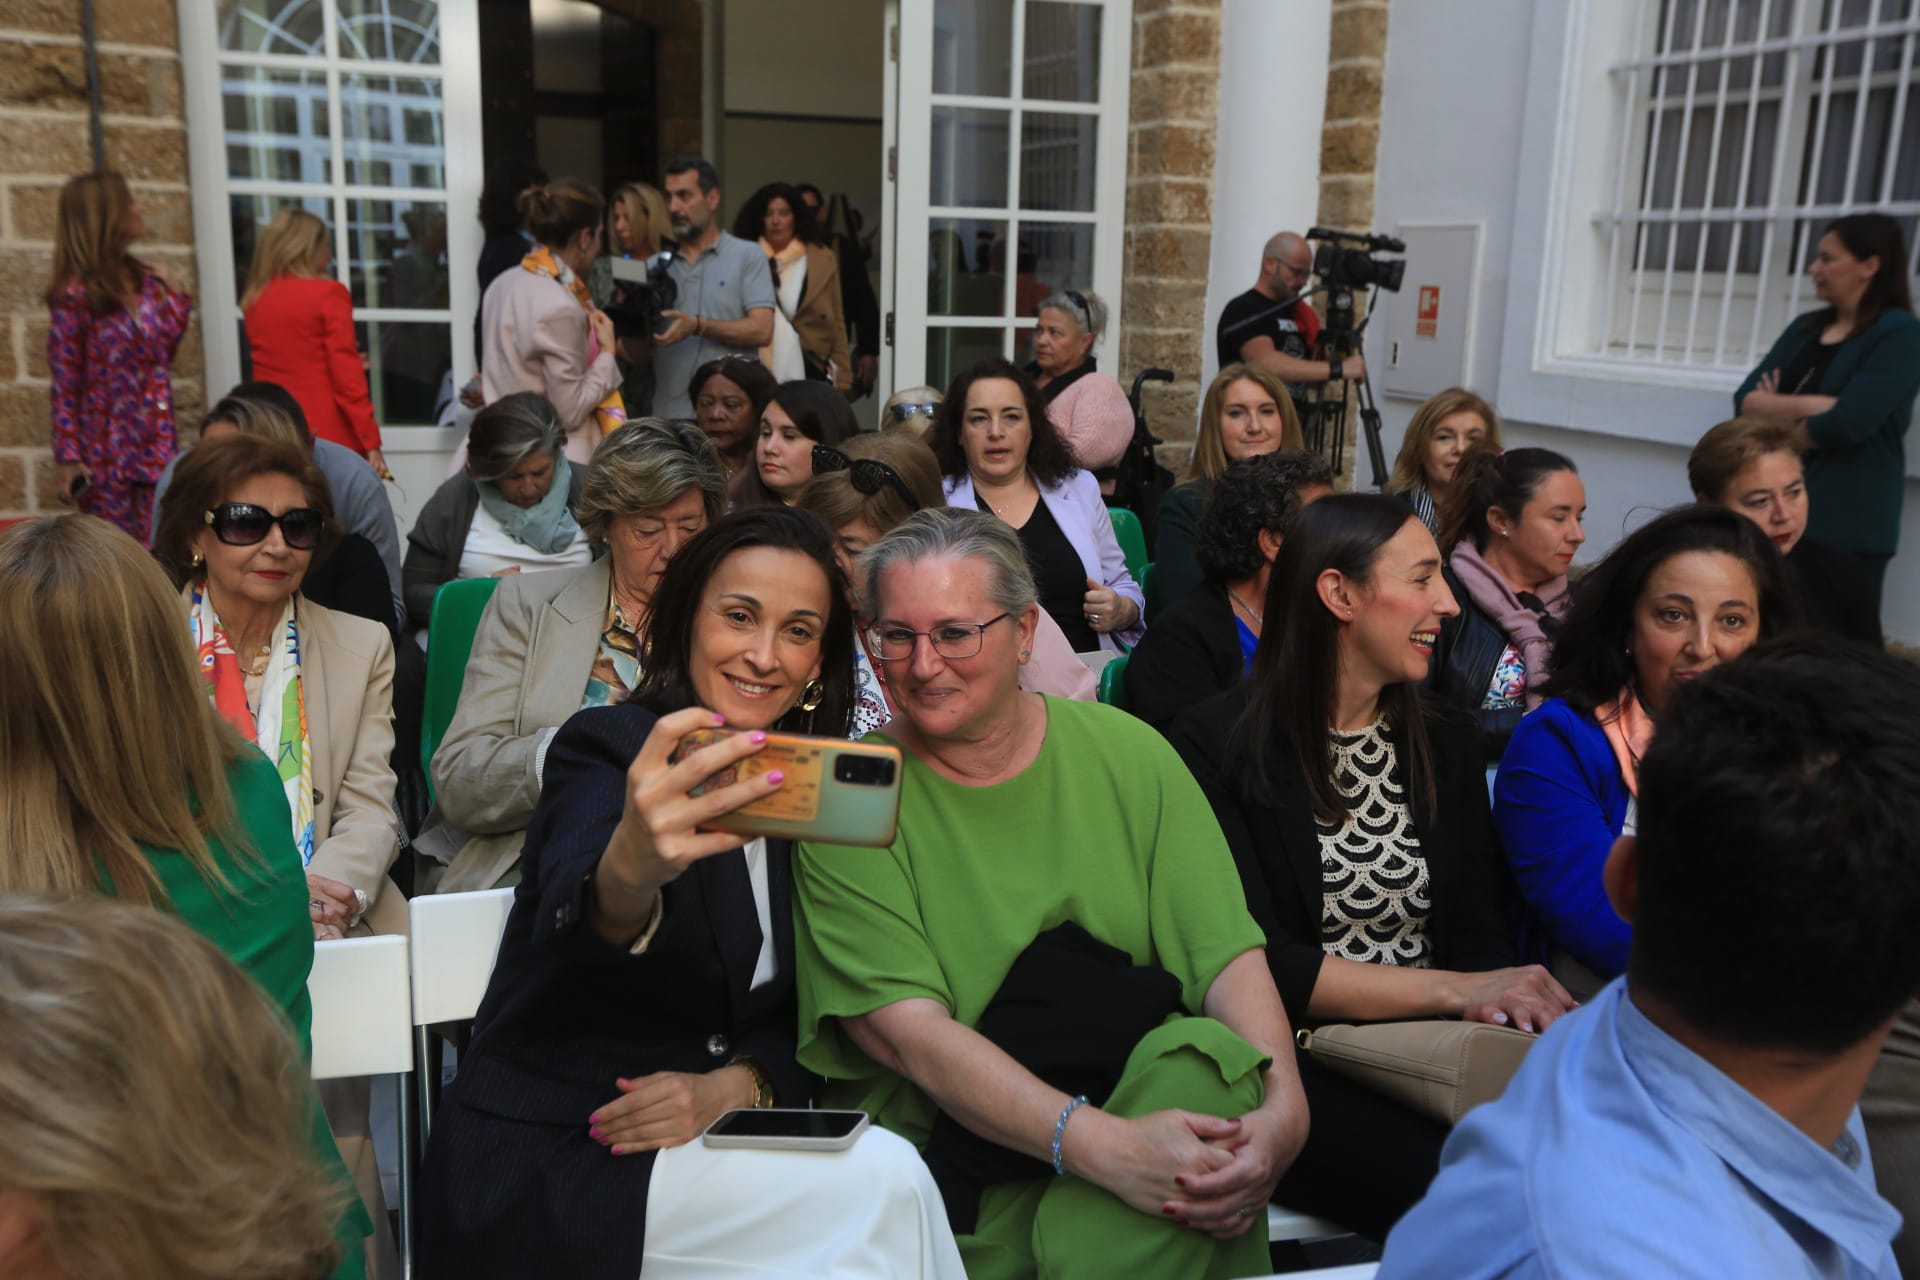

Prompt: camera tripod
[{"left": 1303, "top": 289, "right": 1389, "bottom": 490}]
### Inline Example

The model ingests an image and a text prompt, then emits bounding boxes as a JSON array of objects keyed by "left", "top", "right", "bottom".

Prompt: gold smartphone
[{"left": 669, "top": 729, "right": 903, "bottom": 847}]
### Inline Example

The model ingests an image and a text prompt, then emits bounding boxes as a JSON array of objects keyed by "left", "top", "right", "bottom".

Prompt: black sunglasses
[
  {"left": 203, "top": 502, "right": 324, "bottom": 550},
  {"left": 812, "top": 445, "right": 921, "bottom": 509},
  {"left": 886, "top": 401, "right": 940, "bottom": 423},
  {"left": 1063, "top": 289, "right": 1092, "bottom": 330}
]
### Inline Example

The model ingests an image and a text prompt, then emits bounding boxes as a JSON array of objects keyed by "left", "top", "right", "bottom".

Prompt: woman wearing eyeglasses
[
  {"left": 797, "top": 433, "right": 1094, "bottom": 736},
  {"left": 794, "top": 507, "right": 1308, "bottom": 1278},
  {"left": 1029, "top": 289, "right": 1135, "bottom": 491},
  {"left": 418, "top": 420, "right": 731, "bottom": 893},
  {"left": 934, "top": 358, "right": 1144, "bottom": 655},
  {"left": 151, "top": 432, "right": 404, "bottom": 1275}
]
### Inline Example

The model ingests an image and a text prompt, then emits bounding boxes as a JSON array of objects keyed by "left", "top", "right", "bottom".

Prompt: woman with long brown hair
[
  {"left": 242, "top": 207, "right": 387, "bottom": 474},
  {"left": 45, "top": 170, "right": 194, "bottom": 543},
  {"left": 0, "top": 514, "right": 370, "bottom": 1278}
]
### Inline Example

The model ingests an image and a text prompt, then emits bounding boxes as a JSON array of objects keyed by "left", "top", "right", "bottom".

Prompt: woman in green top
[
  {"left": 793, "top": 507, "right": 1309, "bottom": 1280},
  {"left": 0, "top": 514, "right": 370, "bottom": 1280},
  {"left": 1736, "top": 212, "right": 1920, "bottom": 616}
]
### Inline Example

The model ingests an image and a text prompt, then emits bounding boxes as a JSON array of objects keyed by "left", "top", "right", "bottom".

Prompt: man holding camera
[
  {"left": 652, "top": 154, "right": 775, "bottom": 418},
  {"left": 1216, "top": 231, "right": 1362, "bottom": 410}
]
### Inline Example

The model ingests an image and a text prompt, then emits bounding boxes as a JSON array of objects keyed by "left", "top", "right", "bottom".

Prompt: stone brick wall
[
  {"left": 1316, "top": 0, "right": 1389, "bottom": 484},
  {"left": 1, "top": 0, "right": 201, "bottom": 522},
  {"left": 1120, "top": 0, "right": 1221, "bottom": 476}
]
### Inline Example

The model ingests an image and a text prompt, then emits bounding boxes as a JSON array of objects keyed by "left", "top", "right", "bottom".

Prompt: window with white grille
[{"left": 1593, "top": 0, "right": 1920, "bottom": 371}]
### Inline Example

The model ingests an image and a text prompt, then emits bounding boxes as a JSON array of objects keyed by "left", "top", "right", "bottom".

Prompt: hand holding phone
[{"left": 669, "top": 729, "right": 902, "bottom": 847}]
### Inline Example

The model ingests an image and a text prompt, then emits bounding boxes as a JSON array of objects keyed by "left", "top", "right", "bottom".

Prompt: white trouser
[{"left": 640, "top": 1125, "right": 967, "bottom": 1279}]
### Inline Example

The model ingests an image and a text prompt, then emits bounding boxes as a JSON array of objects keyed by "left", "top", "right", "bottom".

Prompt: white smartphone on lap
[{"left": 701, "top": 1108, "right": 870, "bottom": 1152}]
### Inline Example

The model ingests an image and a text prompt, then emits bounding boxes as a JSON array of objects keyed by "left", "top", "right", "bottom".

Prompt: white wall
[
  {"left": 1364, "top": 0, "right": 1920, "bottom": 641},
  {"left": 1202, "top": 0, "right": 1332, "bottom": 392}
]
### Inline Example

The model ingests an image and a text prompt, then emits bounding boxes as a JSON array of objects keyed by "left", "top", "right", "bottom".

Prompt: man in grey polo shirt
[{"left": 652, "top": 154, "right": 775, "bottom": 418}]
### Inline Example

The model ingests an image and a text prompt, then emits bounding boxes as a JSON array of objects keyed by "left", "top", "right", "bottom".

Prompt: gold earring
[
  {"left": 191, "top": 551, "right": 204, "bottom": 568},
  {"left": 797, "top": 679, "right": 825, "bottom": 712}
]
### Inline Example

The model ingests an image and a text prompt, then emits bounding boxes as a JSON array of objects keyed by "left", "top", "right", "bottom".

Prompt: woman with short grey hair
[
  {"left": 402, "top": 392, "right": 593, "bottom": 632},
  {"left": 793, "top": 505, "right": 1310, "bottom": 1277},
  {"left": 419, "top": 418, "right": 732, "bottom": 891},
  {"left": 1026, "top": 287, "right": 1135, "bottom": 484}
]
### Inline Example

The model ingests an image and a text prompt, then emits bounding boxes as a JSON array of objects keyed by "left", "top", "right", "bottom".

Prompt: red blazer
[{"left": 243, "top": 276, "right": 382, "bottom": 454}]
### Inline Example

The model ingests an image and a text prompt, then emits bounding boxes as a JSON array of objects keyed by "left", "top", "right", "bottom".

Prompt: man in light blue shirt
[
  {"left": 650, "top": 155, "right": 774, "bottom": 419},
  {"left": 1380, "top": 635, "right": 1915, "bottom": 1279}
]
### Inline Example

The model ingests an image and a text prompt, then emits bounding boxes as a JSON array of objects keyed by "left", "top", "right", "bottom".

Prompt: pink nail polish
[
  {"left": 712, "top": 712, "right": 726, "bottom": 725},
  {"left": 750, "top": 731, "right": 767, "bottom": 744},
  {"left": 765, "top": 770, "right": 785, "bottom": 785}
]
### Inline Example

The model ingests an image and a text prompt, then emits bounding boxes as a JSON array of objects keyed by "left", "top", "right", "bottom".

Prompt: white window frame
[
  {"left": 1499, "top": 0, "right": 1920, "bottom": 450},
  {"left": 888, "top": 0, "right": 1132, "bottom": 391},
  {"left": 178, "top": 0, "right": 484, "bottom": 430}
]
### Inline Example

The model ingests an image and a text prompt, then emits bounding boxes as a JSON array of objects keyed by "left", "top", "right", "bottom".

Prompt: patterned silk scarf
[
  {"left": 520, "top": 245, "right": 627, "bottom": 437},
  {"left": 191, "top": 586, "right": 315, "bottom": 864}
]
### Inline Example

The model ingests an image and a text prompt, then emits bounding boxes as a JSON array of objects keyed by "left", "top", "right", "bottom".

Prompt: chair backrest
[
  {"left": 1266, "top": 1204, "right": 1353, "bottom": 1244},
  {"left": 420, "top": 576, "right": 502, "bottom": 791},
  {"left": 1097, "top": 652, "right": 1128, "bottom": 706},
  {"left": 408, "top": 888, "right": 516, "bottom": 1026},
  {"left": 1108, "top": 507, "right": 1148, "bottom": 577},
  {"left": 308, "top": 935, "right": 413, "bottom": 1080}
]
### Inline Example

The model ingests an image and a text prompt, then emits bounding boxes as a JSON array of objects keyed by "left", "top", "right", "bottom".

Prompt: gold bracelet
[{"left": 729, "top": 1055, "right": 774, "bottom": 1108}]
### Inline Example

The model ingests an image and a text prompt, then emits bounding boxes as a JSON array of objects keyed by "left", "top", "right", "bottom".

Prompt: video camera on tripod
[{"left": 1304, "top": 226, "right": 1406, "bottom": 488}]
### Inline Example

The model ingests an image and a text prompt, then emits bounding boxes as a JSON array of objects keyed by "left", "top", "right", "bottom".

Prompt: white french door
[
  {"left": 179, "top": 0, "right": 484, "bottom": 441},
  {"left": 885, "top": 0, "right": 1132, "bottom": 395}
]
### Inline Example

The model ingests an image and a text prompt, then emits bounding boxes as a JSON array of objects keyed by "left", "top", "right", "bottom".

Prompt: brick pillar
[
  {"left": 1316, "top": 0, "right": 1389, "bottom": 486},
  {"left": 1121, "top": 0, "right": 1222, "bottom": 478},
  {"left": 1, "top": 0, "right": 202, "bottom": 521}
]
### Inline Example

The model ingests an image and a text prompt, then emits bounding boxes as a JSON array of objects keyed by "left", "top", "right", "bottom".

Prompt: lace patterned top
[{"left": 1316, "top": 720, "right": 1433, "bottom": 967}]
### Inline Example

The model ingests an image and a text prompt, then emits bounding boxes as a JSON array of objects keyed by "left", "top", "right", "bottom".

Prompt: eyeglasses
[
  {"left": 812, "top": 445, "right": 920, "bottom": 509},
  {"left": 868, "top": 613, "right": 1010, "bottom": 662},
  {"left": 886, "top": 402, "right": 939, "bottom": 423},
  {"left": 203, "top": 502, "right": 323, "bottom": 550}
]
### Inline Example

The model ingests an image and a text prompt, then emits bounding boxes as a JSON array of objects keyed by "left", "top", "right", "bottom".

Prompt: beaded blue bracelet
[{"left": 1051, "top": 1094, "right": 1090, "bottom": 1176}]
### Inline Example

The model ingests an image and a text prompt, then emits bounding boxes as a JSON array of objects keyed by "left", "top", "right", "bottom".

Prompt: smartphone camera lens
[{"left": 834, "top": 755, "right": 896, "bottom": 787}]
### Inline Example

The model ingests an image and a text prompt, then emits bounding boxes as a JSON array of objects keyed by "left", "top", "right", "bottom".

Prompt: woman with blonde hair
[
  {"left": 0, "top": 897, "right": 351, "bottom": 1280},
  {"left": 45, "top": 170, "right": 194, "bottom": 542},
  {"left": 1154, "top": 362, "right": 1303, "bottom": 607},
  {"left": 1385, "top": 387, "right": 1503, "bottom": 533},
  {"left": 243, "top": 207, "right": 387, "bottom": 475},
  {"left": 590, "top": 181, "right": 672, "bottom": 414},
  {"left": 0, "top": 514, "right": 371, "bottom": 1278}
]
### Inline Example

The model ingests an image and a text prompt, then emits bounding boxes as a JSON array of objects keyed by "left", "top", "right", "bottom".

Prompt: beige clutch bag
[{"left": 1295, "top": 1020, "right": 1537, "bottom": 1126}]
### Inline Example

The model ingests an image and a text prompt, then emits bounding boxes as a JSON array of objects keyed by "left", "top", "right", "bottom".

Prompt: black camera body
[
  {"left": 1307, "top": 226, "right": 1407, "bottom": 336},
  {"left": 602, "top": 249, "right": 679, "bottom": 340}
]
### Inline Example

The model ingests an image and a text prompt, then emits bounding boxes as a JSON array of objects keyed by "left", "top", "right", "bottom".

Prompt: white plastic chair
[
  {"left": 407, "top": 888, "right": 515, "bottom": 1138},
  {"left": 1247, "top": 1264, "right": 1378, "bottom": 1280},
  {"left": 1269, "top": 1204, "right": 1354, "bottom": 1243},
  {"left": 308, "top": 935, "right": 415, "bottom": 1276}
]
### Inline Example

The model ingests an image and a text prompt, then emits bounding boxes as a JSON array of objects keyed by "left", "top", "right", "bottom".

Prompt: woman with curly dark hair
[
  {"left": 731, "top": 182, "right": 851, "bottom": 388},
  {"left": 932, "top": 357, "right": 1143, "bottom": 653},
  {"left": 1494, "top": 505, "right": 1801, "bottom": 996}
]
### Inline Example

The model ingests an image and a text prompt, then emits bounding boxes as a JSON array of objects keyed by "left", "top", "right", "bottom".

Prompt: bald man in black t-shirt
[{"left": 1215, "top": 231, "right": 1363, "bottom": 409}]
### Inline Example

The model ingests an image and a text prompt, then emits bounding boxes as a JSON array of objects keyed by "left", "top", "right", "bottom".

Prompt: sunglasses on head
[
  {"left": 886, "top": 402, "right": 939, "bottom": 423},
  {"left": 203, "top": 502, "right": 323, "bottom": 550},
  {"left": 812, "top": 445, "right": 921, "bottom": 510}
]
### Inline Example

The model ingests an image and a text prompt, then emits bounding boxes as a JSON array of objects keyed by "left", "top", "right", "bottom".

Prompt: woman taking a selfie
[{"left": 416, "top": 508, "right": 962, "bottom": 1280}]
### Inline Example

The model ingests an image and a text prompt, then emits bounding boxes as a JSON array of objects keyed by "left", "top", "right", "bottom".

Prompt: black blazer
[
  {"left": 416, "top": 703, "right": 813, "bottom": 1280},
  {"left": 1165, "top": 691, "right": 1516, "bottom": 1026},
  {"left": 1121, "top": 579, "right": 1245, "bottom": 730},
  {"left": 1422, "top": 566, "right": 1525, "bottom": 762}
]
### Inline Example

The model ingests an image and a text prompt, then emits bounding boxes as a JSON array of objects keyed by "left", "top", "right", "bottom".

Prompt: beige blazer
[
  {"left": 787, "top": 243, "right": 853, "bottom": 390},
  {"left": 479, "top": 265, "right": 621, "bottom": 461},
  {"left": 296, "top": 598, "right": 406, "bottom": 936},
  {"left": 422, "top": 557, "right": 611, "bottom": 892}
]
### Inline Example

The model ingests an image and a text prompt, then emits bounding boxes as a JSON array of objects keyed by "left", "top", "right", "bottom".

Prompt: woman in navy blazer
[
  {"left": 934, "top": 358, "right": 1143, "bottom": 654},
  {"left": 416, "top": 508, "right": 867, "bottom": 1279},
  {"left": 1494, "top": 506, "right": 1800, "bottom": 994},
  {"left": 1735, "top": 212, "right": 1920, "bottom": 615}
]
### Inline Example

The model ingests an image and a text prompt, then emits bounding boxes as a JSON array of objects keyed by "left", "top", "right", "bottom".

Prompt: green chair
[
  {"left": 420, "top": 577, "right": 502, "bottom": 800},
  {"left": 1140, "top": 562, "right": 1164, "bottom": 624},
  {"left": 1097, "top": 653, "right": 1129, "bottom": 707},
  {"left": 1108, "top": 507, "right": 1148, "bottom": 578}
]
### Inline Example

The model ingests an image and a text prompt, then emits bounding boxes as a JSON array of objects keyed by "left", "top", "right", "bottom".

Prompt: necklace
[
  {"left": 1226, "top": 586, "right": 1264, "bottom": 626},
  {"left": 242, "top": 640, "right": 272, "bottom": 677}
]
